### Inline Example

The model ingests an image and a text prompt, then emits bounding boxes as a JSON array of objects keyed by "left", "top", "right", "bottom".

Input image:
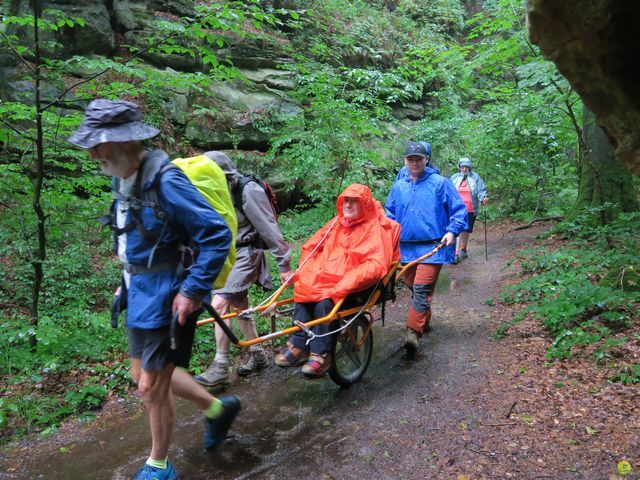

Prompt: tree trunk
[
  {"left": 29, "top": 0, "right": 46, "bottom": 350},
  {"left": 568, "top": 108, "right": 639, "bottom": 224}
]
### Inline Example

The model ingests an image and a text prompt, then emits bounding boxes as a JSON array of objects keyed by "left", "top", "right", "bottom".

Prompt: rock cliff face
[
  {"left": 0, "top": 0, "right": 421, "bottom": 150},
  {"left": 527, "top": 0, "right": 640, "bottom": 175},
  {"left": 0, "top": 0, "right": 312, "bottom": 205}
]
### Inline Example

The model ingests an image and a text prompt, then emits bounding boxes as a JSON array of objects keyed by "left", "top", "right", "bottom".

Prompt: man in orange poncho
[{"left": 275, "top": 183, "right": 400, "bottom": 377}]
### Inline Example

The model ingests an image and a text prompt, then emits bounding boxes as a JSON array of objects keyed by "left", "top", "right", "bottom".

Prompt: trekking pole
[{"left": 483, "top": 207, "right": 488, "bottom": 261}]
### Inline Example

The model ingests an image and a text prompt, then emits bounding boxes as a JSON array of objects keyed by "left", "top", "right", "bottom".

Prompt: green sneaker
[{"left": 204, "top": 395, "right": 241, "bottom": 450}]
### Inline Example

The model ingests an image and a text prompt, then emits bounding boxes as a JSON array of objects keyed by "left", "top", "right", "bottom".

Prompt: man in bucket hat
[{"left": 68, "top": 99, "right": 240, "bottom": 480}]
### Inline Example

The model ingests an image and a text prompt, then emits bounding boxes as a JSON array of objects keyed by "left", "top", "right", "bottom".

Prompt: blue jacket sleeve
[
  {"left": 384, "top": 184, "right": 397, "bottom": 221},
  {"left": 443, "top": 178, "right": 469, "bottom": 235},
  {"left": 159, "top": 169, "right": 232, "bottom": 299}
]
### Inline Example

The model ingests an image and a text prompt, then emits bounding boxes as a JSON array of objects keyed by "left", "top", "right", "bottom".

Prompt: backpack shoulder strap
[
  {"left": 134, "top": 150, "right": 172, "bottom": 206},
  {"left": 232, "top": 175, "right": 256, "bottom": 214},
  {"left": 127, "top": 150, "right": 173, "bottom": 244}
]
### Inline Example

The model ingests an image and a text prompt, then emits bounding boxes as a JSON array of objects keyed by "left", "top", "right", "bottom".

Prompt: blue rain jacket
[
  {"left": 119, "top": 151, "right": 232, "bottom": 329},
  {"left": 385, "top": 168, "right": 468, "bottom": 264}
]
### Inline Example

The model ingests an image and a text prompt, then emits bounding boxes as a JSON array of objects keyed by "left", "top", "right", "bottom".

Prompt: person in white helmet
[{"left": 450, "top": 157, "right": 488, "bottom": 263}]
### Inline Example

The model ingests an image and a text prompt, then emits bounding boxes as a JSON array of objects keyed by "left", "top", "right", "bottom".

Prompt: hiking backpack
[
  {"left": 233, "top": 174, "right": 279, "bottom": 220},
  {"left": 102, "top": 151, "right": 238, "bottom": 289}
]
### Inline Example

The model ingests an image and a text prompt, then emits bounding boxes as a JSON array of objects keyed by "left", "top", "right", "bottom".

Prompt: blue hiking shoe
[
  {"left": 133, "top": 461, "right": 178, "bottom": 480},
  {"left": 204, "top": 395, "right": 241, "bottom": 450}
]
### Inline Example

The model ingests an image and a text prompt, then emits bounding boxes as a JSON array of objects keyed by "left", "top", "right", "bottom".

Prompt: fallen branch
[
  {"left": 513, "top": 216, "right": 564, "bottom": 231},
  {"left": 464, "top": 444, "right": 499, "bottom": 458},
  {"left": 505, "top": 401, "right": 517, "bottom": 419}
]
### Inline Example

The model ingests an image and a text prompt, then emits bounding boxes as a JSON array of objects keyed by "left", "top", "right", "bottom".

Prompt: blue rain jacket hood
[
  {"left": 118, "top": 150, "right": 232, "bottom": 329},
  {"left": 385, "top": 168, "right": 468, "bottom": 264}
]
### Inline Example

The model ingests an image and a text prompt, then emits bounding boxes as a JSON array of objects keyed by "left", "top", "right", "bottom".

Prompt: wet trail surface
[{"left": 3, "top": 226, "right": 536, "bottom": 479}]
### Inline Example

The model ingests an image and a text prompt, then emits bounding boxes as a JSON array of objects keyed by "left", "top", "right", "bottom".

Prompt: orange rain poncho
[{"left": 293, "top": 183, "right": 400, "bottom": 303}]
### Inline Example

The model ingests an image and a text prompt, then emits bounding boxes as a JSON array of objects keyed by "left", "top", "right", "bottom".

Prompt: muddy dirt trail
[{"left": 5, "top": 224, "right": 631, "bottom": 479}]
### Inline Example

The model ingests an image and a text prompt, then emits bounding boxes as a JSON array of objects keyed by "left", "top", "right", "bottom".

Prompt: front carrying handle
[
  {"left": 110, "top": 295, "right": 121, "bottom": 329},
  {"left": 170, "top": 311, "right": 180, "bottom": 350}
]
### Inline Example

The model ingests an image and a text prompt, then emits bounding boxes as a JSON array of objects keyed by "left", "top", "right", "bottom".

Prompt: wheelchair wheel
[{"left": 328, "top": 313, "right": 373, "bottom": 387}]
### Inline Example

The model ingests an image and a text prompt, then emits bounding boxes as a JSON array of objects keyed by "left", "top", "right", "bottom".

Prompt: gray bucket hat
[
  {"left": 458, "top": 157, "right": 472, "bottom": 168},
  {"left": 67, "top": 99, "right": 160, "bottom": 149}
]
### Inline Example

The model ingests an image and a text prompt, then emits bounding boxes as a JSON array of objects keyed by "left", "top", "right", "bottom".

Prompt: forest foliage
[{"left": 0, "top": 0, "right": 637, "bottom": 442}]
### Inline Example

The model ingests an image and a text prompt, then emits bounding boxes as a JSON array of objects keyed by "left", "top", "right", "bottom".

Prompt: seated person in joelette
[{"left": 275, "top": 183, "right": 400, "bottom": 377}]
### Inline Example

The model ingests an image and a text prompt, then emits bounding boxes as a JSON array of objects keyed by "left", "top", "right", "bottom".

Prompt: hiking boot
[
  {"left": 204, "top": 395, "right": 241, "bottom": 450},
  {"left": 453, "top": 255, "right": 460, "bottom": 265},
  {"left": 461, "top": 248, "right": 468, "bottom": 259},
  {"left": 133, "top": 461, "right": 178, "bottom": 480},
  {"left": 237, "top": 349, "right": 268, "bottom": 377},
  {"left": 403, "top": 329, "right": 419, "bottom": 356},
  {"left": 194, "top": 361, "right": 229, "bottom": 387}
]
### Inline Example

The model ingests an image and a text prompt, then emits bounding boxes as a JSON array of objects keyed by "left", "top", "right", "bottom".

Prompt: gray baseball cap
[{"left": 67, "top": 99, "right": 160, "bottom": 149}]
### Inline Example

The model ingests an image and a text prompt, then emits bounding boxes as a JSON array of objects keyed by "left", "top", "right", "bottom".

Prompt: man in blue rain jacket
[
  {"left": 386, "top": 141, "right": 468, "bottom": 356},
  {"left": 68, "top": 99, "right": 240, "bottom": 480}
]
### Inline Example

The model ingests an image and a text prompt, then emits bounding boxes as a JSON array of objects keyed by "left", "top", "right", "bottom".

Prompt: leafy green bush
[
  {"left": 65, "top": 383, "right": 108, "bottom": 411},
  {"left": 499, "top": 214, "right": 639, "bottom": 381}
]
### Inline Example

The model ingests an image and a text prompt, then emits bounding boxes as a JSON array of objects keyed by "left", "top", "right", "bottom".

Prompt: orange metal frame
[{"left": 196, "top": 244, "right": 444, "bottom": 348}]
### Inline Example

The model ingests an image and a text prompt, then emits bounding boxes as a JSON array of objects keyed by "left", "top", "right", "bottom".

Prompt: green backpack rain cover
[{"left": 172, "top": 155, "right": 237, "bottom": 289}]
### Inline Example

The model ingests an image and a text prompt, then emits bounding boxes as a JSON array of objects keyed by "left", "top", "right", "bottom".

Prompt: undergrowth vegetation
[{"left": 497, "top": 210, "right": 639, "bottom": 383}]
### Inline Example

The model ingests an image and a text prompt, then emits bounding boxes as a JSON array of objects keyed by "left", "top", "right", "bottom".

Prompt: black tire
[{"left": 328, "top": 313, "right": 373, "bottom": 387}]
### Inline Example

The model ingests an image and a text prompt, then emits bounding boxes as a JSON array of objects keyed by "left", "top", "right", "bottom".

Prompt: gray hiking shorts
[{"left": 214, "top": 245, "right": 273, "bottom": 294}]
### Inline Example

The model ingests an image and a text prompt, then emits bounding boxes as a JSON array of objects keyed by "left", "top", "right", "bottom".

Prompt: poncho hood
[{"left": 294, "top": 183, "right": 400, "bottom": 303}]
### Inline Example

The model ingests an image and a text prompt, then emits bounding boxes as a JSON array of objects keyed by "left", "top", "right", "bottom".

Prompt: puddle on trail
[{"left": 11, "top": 321, "right": 404, "bottom": 480}]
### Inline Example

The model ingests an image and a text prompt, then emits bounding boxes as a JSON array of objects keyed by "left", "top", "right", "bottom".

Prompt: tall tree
[{"left": 570, "top": 108, "right": 639, "bottom": 224}]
